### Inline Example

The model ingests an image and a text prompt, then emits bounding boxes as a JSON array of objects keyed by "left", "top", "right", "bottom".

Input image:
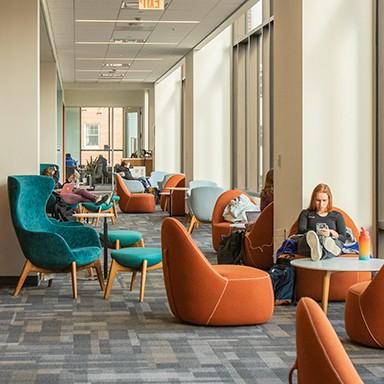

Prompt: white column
[
  {"left": 274, "top": 0, "right": 374, "bottom": 248},
  {"left": 40, "top": 62, "right": 57, "bottom": 163},
  {"left": 0, "top": 0, "right": 40, "bottom": 276}
]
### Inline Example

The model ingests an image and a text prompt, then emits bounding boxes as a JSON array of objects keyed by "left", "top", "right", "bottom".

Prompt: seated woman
[
  {"left": 42, "top": 167, "right": 109, "bottom": 206},
  {"left": 297, "top": 183, "right": 346, "bottom": 261}
]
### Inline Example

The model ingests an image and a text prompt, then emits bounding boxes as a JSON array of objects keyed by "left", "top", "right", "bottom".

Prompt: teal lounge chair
[{"left": 8, "top": 175, "right": 104, "bottom": 298}]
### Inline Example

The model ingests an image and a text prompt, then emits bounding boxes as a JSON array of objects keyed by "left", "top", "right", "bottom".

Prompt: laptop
[
  {"left": 60, "top": 183, "right": 75, "bottom": 194},
  {"left": 245, "top": 210, "right": 260, "bottom": 224}
]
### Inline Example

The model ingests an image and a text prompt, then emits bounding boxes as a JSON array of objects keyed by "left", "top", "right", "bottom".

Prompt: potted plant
[{"left": 86, "top": 156, "right": 98, "bottom": 188}]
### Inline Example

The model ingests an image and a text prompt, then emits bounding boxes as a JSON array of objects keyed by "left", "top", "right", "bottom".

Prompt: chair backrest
[
  {"left": 189, "top": 186, "right": 225, "bottom": 222},
  {"left": 123, "top": 179, "right": 145, "bottom": 193},
  {"left": 359, "top": 266, "right": 384, "bottom": 346},
  {"left": 163, "top": 174, "right": 185, "bottom": 190},
  {"left": 289, "top": 207, "right": 359, "bottom": 239},
  {"left": 158, "top": 173, "right": 174, "bottom": 191},
  {"left": 243, "top": 202, "right": 273, "bottom": 269},
  {"left": 115, "top": 174, "right": 132, "bottom": 198},
  {"left": 161, "top": 217, "right": 226, "bottom": 323},
  {"left": 189, "top": 180, "right": 218, "bottom": 190},
  {"left": 8, "top": 175, "right": 53, "bottom": 233},
  {"left": 292, "top": 297, "right": 362, "bottom": 384},
  {"left": 212, "top": 190, "right": 253, "bottom": 224}
]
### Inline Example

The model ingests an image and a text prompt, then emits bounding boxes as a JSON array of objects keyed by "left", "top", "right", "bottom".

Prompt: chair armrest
[
  {"left": 54, "top": 225, "right": 101, "bottom": 249},
  {"left": 19, "top": 230, "right": 75, "bottom": 270}
]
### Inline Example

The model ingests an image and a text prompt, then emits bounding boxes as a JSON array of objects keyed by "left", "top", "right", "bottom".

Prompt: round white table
[{"left": 291, "top": 256, "right": 384, "bottom": 315}]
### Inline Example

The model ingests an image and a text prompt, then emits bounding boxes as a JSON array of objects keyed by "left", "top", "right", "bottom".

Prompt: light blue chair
[
  {"left": 189, "top": 180, "right": 218, "bottom": 190},
  {"left": 148, "top": 171, "right": 169, "bottom": 189},
  {"left": 8, "top": 175, "right": 104, "bottom": 298},
  {"left": 187, "top": 186, "right": 225, "bottom": 234}
]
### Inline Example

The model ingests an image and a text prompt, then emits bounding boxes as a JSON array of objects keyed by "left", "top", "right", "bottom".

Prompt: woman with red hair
[{"left": 297, "top": 183, "right": 346, "bottom": 261}]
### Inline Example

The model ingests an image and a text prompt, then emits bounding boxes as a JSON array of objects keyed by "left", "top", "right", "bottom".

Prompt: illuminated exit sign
[{"left": 139, "top": 0, "right": 164, "bottom": 10}]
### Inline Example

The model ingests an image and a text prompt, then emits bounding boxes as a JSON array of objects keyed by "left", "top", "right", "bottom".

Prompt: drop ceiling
[{"left": 44, "top": 0, "right": 249, "bottom": 85}]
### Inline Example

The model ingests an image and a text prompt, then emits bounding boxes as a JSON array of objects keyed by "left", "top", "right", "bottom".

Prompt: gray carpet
[{"left": 2, "top": 208, "right": 383, "bottom": 383}]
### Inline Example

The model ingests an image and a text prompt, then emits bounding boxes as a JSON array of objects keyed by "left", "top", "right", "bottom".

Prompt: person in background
[
  {"left": 42, "top": 167, "right": 109, "bottom": 206},
  {"left": 115, "top": 159, "right": 134, "bottom": 180},
  {"left": 296, "top": 183, "right": 346, "bottom": 261},
  {"left": 260, "top": 169, "right": 273, "bottom": 211},
  {"left": 65, "top": 153, "right": 77, "bottom": 168}
]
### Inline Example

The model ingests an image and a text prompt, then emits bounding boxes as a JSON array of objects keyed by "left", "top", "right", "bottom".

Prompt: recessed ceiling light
[
  {"left": 76, "top": 19, "right": 200, "bottom": 24},
  {"left": 76, "top": 69, "right": 152, "bottom": 73},
  {"left": 76, "top": 41, "right": 177, "bottom": 45},
  {"left": 76, "top": 57, "right": 163, "bottom": 61}
]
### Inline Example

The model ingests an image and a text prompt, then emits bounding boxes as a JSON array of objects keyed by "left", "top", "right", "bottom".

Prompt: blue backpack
[{"left": 268, "top": 260, "right": 295, "bottom": 302}]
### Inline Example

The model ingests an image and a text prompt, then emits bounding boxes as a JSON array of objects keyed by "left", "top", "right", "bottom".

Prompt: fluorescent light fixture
[
  {"left": 76, "top": 19, "right": 200, "bottom": 24},
  {"left": 103, "top": 63, "right": 130, "bottom": 67},
  {"left": 76, "top": 69, "right": 152, "bottom": 72},
  {"left": 76, "top": 57, "right": 163, "bottom": 61},
  {"left": 76, "top": 41, "right": 177, "bottom": 45}
]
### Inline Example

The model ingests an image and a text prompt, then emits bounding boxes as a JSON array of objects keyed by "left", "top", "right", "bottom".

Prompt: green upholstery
[
  {"left": 82, "top": 195, "right": 120, "bottom": 212},
  {"left": 99, "top": 230, "right": 142, "bottom": 248},
  {"left": 111, "top": 248, "right": 162, "bottom": 269},
  {"left": 8, "top": 175, "right": 101, "bottom": 270}
]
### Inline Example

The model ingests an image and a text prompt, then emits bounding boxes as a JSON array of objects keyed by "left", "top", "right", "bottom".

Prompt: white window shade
[{"left": 154, "top": 67, "right": 182, "bottom": 173}]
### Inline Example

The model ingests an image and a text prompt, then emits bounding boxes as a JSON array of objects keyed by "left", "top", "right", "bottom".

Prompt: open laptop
[
  {"left": 245, "top": 210, "right": 260, "bottom": 224},
  {"left": 60, "top": 183, "right": 74, "bottom": 194}
]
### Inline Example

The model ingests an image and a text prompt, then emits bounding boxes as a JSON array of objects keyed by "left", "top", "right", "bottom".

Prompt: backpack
[
  {"left": 48, "top": 192, "right": 75, "bottom": 222},
  {"left": 217, "top": 230, "right": 245, "bottom": 264},
  {"left": 268, "top": 260, "right": 295, "bottom": 302}
]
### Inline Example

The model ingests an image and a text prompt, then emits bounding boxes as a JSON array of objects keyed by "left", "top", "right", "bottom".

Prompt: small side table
[{"left": 73, "top": 212, "right": 114, "bottom": 279}]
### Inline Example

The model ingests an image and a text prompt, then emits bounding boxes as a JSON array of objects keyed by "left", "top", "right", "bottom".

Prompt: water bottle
[{"left": 358, "top": 227, "right": 371, "bottom": 260}]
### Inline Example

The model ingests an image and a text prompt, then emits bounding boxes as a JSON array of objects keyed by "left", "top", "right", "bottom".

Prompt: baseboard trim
[{"left": 0, "top": 276, "right": 38, "bottom": 287}]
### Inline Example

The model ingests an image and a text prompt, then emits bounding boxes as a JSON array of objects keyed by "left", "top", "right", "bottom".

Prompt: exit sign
[{"left": 139, "top": 0, "right": 164, "bottom": 10}]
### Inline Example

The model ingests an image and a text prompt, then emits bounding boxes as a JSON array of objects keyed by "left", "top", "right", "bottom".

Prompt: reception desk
[{"left": 122, "top": 158, "right": 153, "bottom": 176}]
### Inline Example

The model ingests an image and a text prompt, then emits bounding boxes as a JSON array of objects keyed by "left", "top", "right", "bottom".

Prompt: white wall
[
  {"left": 303, "top": 0, "right": 373, "bottom": 229},
  {"left": 193, "top": 26, "right": 232, "bottom": 189},
  {"left": 154, "top": 66, "right": 182, "bottom": 172},
  {"left": 0, "top": 0, "right": 40, "bottom": 276},
  {"left": 40, "top": 62, "right": 57, "bottom": 163}
]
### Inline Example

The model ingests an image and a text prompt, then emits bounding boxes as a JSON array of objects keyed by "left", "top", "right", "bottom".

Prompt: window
[{"left": 84, "top": 123, "right": 100, "bottom": 148}]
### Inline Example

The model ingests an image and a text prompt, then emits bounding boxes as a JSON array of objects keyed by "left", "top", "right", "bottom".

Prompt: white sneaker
[
  {"left": 306, "top": 230, "right": 322, "bottom": 261},
  {"left": 323, "top": 237, "right": 341, "bottom": 256}
]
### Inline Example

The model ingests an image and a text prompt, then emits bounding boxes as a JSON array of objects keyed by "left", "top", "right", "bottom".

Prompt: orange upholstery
[
  {"left": 289, "top": 297, "right": 362, "bottom": 384},
  {"left": 288, "top": 207, "right": 371, "bottom": 301},
  {"left": 161, "top": 217, "right": 274, "bottom": 326},
  {"left": 243, "top": 202, "right": 274, "bottom": 270},
  {"left": 345, "top": 266, "right": 384, "bottom": 348},
  {"left": 211, "top": 190, "right": 254, "bottom": 251},
  {"left": 160, "top": 174, "right": 186, "bottom": 216},
  {"left": 115, "top": 175, "right": 155, "bottom": 213}
]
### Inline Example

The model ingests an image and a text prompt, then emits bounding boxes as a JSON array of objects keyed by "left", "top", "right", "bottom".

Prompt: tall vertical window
[
  {"left": 232, "top": 0, "right": 273, "bottom": 193},
  {"left": 84, "top": 123, "right": 100, "bottom": 148}
]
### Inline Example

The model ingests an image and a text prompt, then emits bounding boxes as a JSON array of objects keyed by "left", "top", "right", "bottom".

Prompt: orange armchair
[
  {"left": 115, "top": 174, "right": 155, "bottom": 213},
  {"left": 288, "top": 207, "right": 370, "bottom": 301},
  {"left": 243, "top": 202, "right": 274, "bottom": 270},
  {"left": 161, "top": 217, "right": 274, "bottom": 326},
  {"left": 211, "top": 190, "right": 254, "bottom": 251},
  {"left": 160, "top": 174, "right": 186, "bottom": 216},
  {"left": 345, "top": 266, "right": 384, "bottom": 348},
  {"left": 289, "top": 297, "right": 362, "bottom": 384}
]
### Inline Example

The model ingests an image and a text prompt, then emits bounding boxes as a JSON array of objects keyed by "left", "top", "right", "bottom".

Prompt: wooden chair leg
[
  {"left": 164, "top": 197, "right": 169, "bottom": 212},
  {"left": 94, "top": 260, "right": 105, "bottom": 291},
  {"left": 115, "top": 239, "right": 120, "bottom": 250},
  {"left": 130, "top": 271, "right": 137, "bottom": 291},
  {"left": 113, "top": 201, "right": 118, "bottom": 220},
  {"left": 104, "top": 259, "right": 119, "bottom": 299},
  {"left": 88, "top": 267, "right": 95, "bottom": 279},
  {"left": 139, "top": 260, "right": 148, "bottom": 302},
  {"left": 48, "top": 279, "right": 53, "bottom": 288},
  {"left": 14, "top": 260, "right": 33, "bottom": 296},
  {"left": 133, "top": 239, "right": 144, "bottom": 248},
  {"left": 188, "top": 215, "right": 197, "bottom": 234},
  {"left": 71, "top": 261, "right": 78, "bottom": 299}
]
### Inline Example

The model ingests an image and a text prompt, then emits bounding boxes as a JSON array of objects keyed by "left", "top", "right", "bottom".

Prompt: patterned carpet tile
[{"left": 0, "top": 208, "right": 382, "bottom": 383}]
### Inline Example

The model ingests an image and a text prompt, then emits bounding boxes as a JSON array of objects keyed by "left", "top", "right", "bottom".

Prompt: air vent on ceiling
[
  {"left": 103, "top": 63, "right": 131, "bottom": 68},
  {"left": 110, "top": 38, "right": 146, "bottom": 44},
  {"left": 121, "top": 0, "right": 170, "bottom": 10}
]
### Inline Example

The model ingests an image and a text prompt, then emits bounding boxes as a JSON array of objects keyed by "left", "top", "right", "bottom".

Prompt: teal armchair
[{"left": 8, "top": 175, "right": 104, "bottom": 298}]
